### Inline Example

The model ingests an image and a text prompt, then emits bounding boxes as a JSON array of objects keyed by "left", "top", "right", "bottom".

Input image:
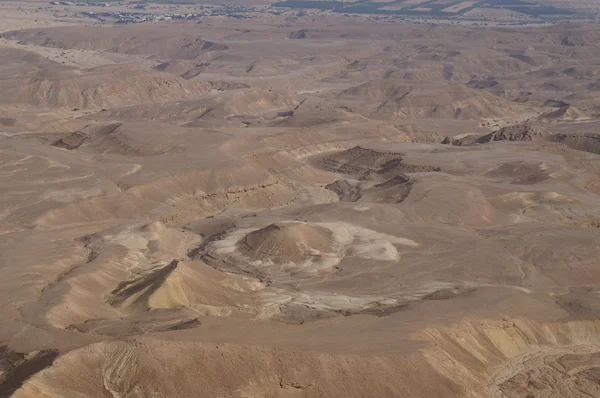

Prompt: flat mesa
[{"left": 1, "top": 1, "right": 600, "bottom": 397}]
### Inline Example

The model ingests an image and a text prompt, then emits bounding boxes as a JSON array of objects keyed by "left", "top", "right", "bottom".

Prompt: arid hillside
[{"left": 1, "top": 10, "right": 600, "bottom": 398}]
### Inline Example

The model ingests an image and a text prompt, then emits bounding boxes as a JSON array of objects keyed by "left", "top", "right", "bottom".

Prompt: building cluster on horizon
[
  {"left": 78, "top": 5, "right": 265, "bottom": 23},
  {"left": 82, "top": 11, "right": 203, "bottom": 23}
]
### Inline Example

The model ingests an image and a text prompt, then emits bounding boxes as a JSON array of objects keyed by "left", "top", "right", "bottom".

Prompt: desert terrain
[{"left": 1, "top": 0, "right": 600, "bottom": 397}]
